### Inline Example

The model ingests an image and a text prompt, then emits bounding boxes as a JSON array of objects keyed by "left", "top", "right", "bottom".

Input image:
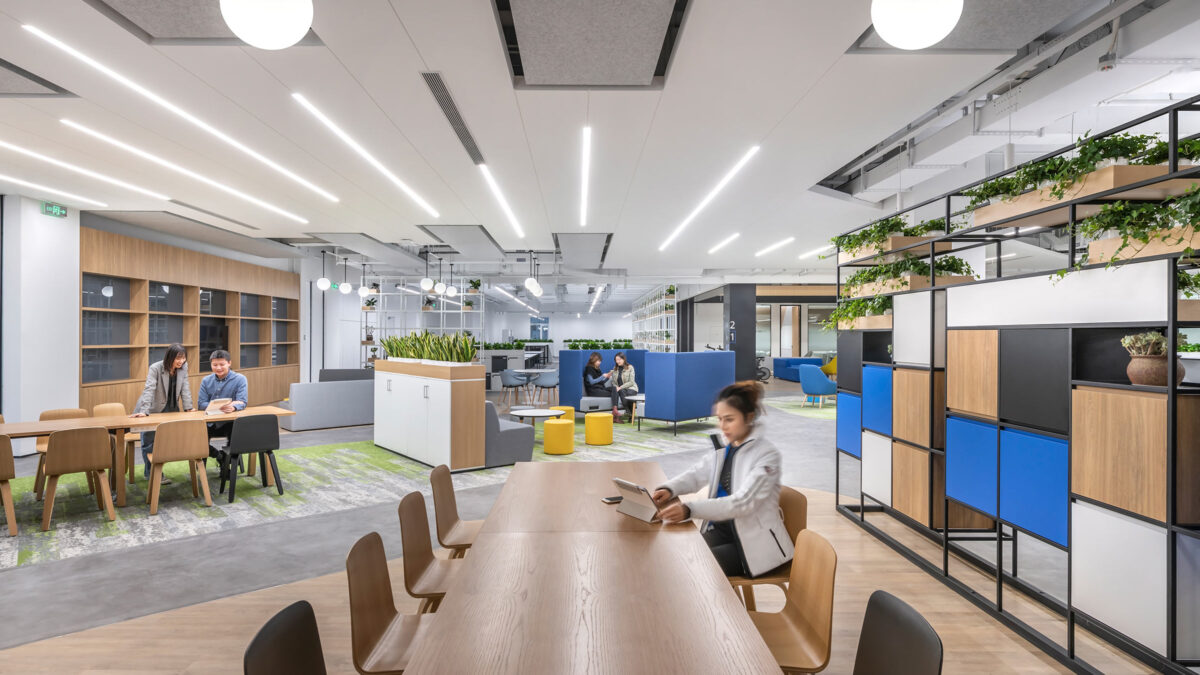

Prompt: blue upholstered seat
[{"left": 773, "top": 357, "right": 823, "bottom": 381}]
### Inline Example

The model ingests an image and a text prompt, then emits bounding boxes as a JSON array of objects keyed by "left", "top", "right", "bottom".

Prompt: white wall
[
  {"left": 3, "top": 195, "right": 81, "bottom": 454},
  {"left": 694, "top": 302, "right": 724, "bottom": 349},
  {"left": 483, "top": 308, "right": 631, "bottom": 352}
]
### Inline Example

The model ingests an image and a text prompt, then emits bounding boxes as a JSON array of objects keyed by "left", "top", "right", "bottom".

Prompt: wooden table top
[
  {"left": 406, "top": 461, "right": 779, "bottom": 673},
  {"left": 0, "top": 405, "right": 294, "bottom": 438}
]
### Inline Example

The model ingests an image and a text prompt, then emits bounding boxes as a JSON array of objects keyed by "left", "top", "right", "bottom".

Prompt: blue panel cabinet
[
  {"left": 861, "top": 365, "right": 892, "bottom": 436},
  {"left": 999, "top": 428, "right": 1068, "bottom": 546},
  {"left": 946, "top": 416, "right": 998, "bottom": 517},
  {"left": 837, "top": 393, "right": 862, "bottom": 457}
]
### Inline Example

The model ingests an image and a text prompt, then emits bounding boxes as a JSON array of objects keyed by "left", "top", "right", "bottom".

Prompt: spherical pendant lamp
[
  {"left": 220, "top": 0, "right": 314, "bottom": 51},
  {"left": 871, "top": 0, "right": 963, "bottom": 51}
]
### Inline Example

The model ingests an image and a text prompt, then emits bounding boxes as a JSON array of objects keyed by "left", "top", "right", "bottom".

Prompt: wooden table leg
[{"left": 113, "top": 429, "right": 127, "bottom": 507}]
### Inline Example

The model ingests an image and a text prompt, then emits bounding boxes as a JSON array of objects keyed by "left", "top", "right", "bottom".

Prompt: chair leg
[
  {"left": 188, "top": 460, "right": 199, "bottom": 498},
  {"left": 0, "top": 480, "right": 16, "bottom": 536},
  {"left": 742, "top": 584, "right": 757, "bottom": 611},
  {"left": 268, "top": 451, "right": 283, "bottom": 495},
  {"left": 195, "top": 460, "right": 213, "bottom": 507},
  {"left": 247, "top": 453, "right": 257, "bottom": 478},
  {"left": 148, "top": 464, "right": 163, "bottom": 514},
  {"left": 228, "top": 456, "right": 240, "bottom": 504},
  {"left": 96, "top": 469, "right": 115, "bottom": 521},
  {"left": 92, "top": 472, "right": 104, "bottom": 511},
  {"left": 126, "top": 442, "right": 136, "bottom": 484},
  {"left": 40, "top": 475, "right": 59, "bottom": 531},
  {"left": 34, "top": 455, "right": 46, "bottom": 500},
  {"left": 86, "top": 471, "right": 96, "bottom": 496},
  {"left": 418, "top": 597, "right": 434, "bottom": 614}
]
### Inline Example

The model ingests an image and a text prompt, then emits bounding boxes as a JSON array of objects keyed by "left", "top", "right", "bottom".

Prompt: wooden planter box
[
  {"left": 1180, "top": 299, "right": 1200, "bottom": 321},
  {"left": 837, "top": 314, "right": 893, "bottom": 331},
  {"left": 1087, "top": 227, "right": 1200, "bottom": 264},
  {"left": 843, "top": 274, "right": 974, "bottom": 298},
  {"left": 838, "top": 235, "right": 951, "bottom": 264}
]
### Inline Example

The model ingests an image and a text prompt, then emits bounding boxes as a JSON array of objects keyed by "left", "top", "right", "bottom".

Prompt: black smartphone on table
[{"left": 601, "top": 495, "right": 623, "bottom": 504}]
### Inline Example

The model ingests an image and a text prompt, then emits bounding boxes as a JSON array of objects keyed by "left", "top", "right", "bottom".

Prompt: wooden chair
[
  {"left": 92, "top": 402, "right": 139, "bottom": 485},
  {"left": 730, "top": 486, "right": 808, "bottom": 610},
  {"left": 0, "top": 434, "right": 16, "bottom": 536},
  {"left": 398, "top": 491, "right": 463, "bottom": 613},
  {"left": 346, "top": 532, "right": 434, "bottom": 674},
  {"left": 144, "top": 420, "right": 212, "bottom": 515},
  {"left": 41, "top": 427, "right": 116, "bottom": 531},
  {"left": 244, "top": 600, "right": 328, "bottom": 675},
  {"left": 429, "top": 464, "right": 482, "bottom": 559},
  {"left": 748, "top": 529, "right": 837, "bottom": 674},
  {"left": 852, "top": 590, "right": 943, "bottom": 675},
  {"left": 33, "top": 408, "right": 89, "bottom": 500}
]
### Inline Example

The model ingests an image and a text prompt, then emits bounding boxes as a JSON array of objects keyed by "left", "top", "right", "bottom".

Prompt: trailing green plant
[
  {"left": 1121, "top": 330, "right": 1187, "bottom": 357},
  {"left": 823, "top": 295, "right": 893, "bottom": 329},
  {"left": 1131, "top": 138, "right": 1200, "bottom": 166},
  {"left": 464, "top": 298, "right": 475, "bottom": 308},
  {"left": 829, "top": 215, "right": 962, "bottom": 258},
  {"left": 1179, "top": 342, "right": 1200, "bottom": 353},
  {"left": 666, "top": 285, "right": 676, "bottom": 295},
  {"left": 1067, "top": 184, "right": 1200, "bottom": 270},
  {"left": 842, "top": 255, "right": 975, "bottom": 294}
]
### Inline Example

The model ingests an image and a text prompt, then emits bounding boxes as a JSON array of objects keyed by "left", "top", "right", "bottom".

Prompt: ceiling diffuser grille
[{"left": 421, "top": 72, "right": 485, "bottom": 165}]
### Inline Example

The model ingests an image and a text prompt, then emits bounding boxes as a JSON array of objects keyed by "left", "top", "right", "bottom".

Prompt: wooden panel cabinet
[
  {"left": 947, "top": 329, "right": 997, "bottom": 418},
  {"left": 374, "top": 361, "right": 486, "bottom": 470},
  {"left": 892, "top": 441, "right": 931, "bottom": 525},
  {"left": 892, "top": 368, "right": 945, "bottom": 449}
]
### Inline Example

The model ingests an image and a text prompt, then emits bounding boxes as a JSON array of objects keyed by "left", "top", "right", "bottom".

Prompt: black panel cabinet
[
  {"left": 999, "top": 328, "right": 1069, "bottom": 433},
  {"left": 838, "top": 331, "right": 863, "bottom": 393}
]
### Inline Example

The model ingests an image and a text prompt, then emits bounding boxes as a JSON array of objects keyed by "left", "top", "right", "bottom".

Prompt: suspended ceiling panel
[
  {"left": 310, "top": 232, "right": 424, "bottom": 271},
  {"left": 857, "top": 0, "right": 1099, "bottom": 51},
  {"left": 556, "top": 232, "right": 609, "bottom": 269},
  {"left": 83, "top": 0, "right": 321, "bottom": 44},
  {"left": 509, "top": 0, "right": 676, "bottom": 85},
  {"left": 85, "top": 210, "right": 305, "bottom": 258},
  {"left": 0, "top": 57, "right": 69, "bottom": 95},
  {"left": 422, "top": 224, "right": 506, "bottom": 260}
]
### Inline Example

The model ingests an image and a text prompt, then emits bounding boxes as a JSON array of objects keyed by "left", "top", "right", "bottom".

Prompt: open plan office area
[{"left": 2, "top": 1, "right": 1200, "bottom": 673}]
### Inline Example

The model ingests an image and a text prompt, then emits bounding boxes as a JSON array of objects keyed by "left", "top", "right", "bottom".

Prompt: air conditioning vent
[{"left": 422, "top": 72, "right": 485, "bottom": 165}]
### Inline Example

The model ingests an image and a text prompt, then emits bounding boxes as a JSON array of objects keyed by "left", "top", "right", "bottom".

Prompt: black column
[
  {"left": 722, "top": 283, "right": 757, "bottom": 381},
  {"left": 677, "top": 298, "right": 694, "bottom": 352}
]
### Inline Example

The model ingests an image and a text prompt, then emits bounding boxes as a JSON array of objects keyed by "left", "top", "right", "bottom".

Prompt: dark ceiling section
[{"left": 0, "top": 57, "right": 73, "bottom": 97}]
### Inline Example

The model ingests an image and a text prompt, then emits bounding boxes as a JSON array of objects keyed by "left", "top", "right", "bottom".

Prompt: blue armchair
[
  {"left": 798, "top": 365, "right": 837, "bottom": 407},
  {"left": 773, "top": 357, "right": 823, "bottom": 382}
]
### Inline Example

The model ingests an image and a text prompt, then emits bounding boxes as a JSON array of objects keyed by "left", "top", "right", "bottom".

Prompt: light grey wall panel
[
  {"left": 893, "top": 290, "right": 945, "bottom": 367},
  {"left": 1178, "top": 533, "right": 1200, "bottom": 659},
  {"left": 1072, "top": 500, "right": 1167, "bottom": 655},
  {"left": 861, "top": 431, "right": 892, "bottom": 506}
]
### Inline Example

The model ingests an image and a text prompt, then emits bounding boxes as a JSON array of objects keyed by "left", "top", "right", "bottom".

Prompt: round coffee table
[
  {"left": 509, "top": 408, "right": 566, "bottom": 428},
  {"left": 627, "top": 394, "right": 646, "bottom": 429}
]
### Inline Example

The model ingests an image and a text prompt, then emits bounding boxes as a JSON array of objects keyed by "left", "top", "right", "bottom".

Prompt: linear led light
[
  {"left": 0, "top": 172, "right": 107, "bottom": 207},
  {"left": 479, "top": 164, "right": 524, "bottom": 238},
  {"left": 580, "top": 126, "right": 591, "bottom": 227},
  {"left": 707, "top": 232, "right": 740, "bottom": 255},
  {"left": 622, "top": 312, "right": 632, "bottom": 318},
  {"left": 588, "top": 284, "right": 606, "bottom": 314},
  {"left": 292, "top": 93, "right": 438, "bottom": 218},
  {"left": 659, "top": 145, "right": 760, "bottom": 251},
  {"left": 798, "top": 244, "right": 834, "bottom": 260},
  {"left": 755, "top": 236, "right": 795, "bottom": 257},
  {"left": 0, "top": 139, "right": 167, "bottom": 200},
  {"left": 62, "top": 119, "right": 307, "bottom": 224},
  {"left": 23, "top": 25, "right": 338, "bottom": 203},
  {"left": 986, "top": 253, "right": 1017, "bottom": 262},
  {"left": 441, "top": 297, "right": 462, "bottom": 307},
  {"left": 492, "top": 284, "right": 537, "bottom": 312}
]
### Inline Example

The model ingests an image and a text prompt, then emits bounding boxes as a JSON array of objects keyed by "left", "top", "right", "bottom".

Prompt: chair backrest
[
  {"left": 243, "top": 600, "right": 327, "bottom": 675},
  {"left": 397, "top": 491, "right": 436, "bottom": 596},
  {"left": 820, "top": 356, "right": 838, "bottom": 376},
  {"left": 228, "top": 414, "right": 280, "bottom": 454},
  {"left": 798, "top": 364, "right": 835, "bottom": 394},
  {"left": 853, "top": 590, "right": 943, "bottom": 675},
  {"left": 0, "top": 413, "right": 5, "bottom": 423},
  {"left": 483, "top": 400, "right": 501, "bottom": 439},
  {"left": 499, "top": 369, "right": 523, "bottom": 387},
  {"left": 781, "top": 529, "right": 837, "bottom": 672},
  {"left": 92, "top": 402, "right": 126, "bottom": 417},
  {"left": 345, "top": 532, "right": 398, "bottom": 673},
  {"left": 430, "top": 464, "right": 462, "bottom": 547},
  {"left": 150, "top": 420, "right": 210, "bottom": 463},
  {"left": 0, "top": 435, "right": 13, "bottom": 481},
  {"left": 44, "top": 427, "right": 113, "bottom": 475},
  {"left": 534, "top": 371, "right": 559, "bottom": 387},
  {"left": 780, "top": 487, "right": 808, "bottom": 544},
  {"left": 40, "top": 408, "right": 89, "bottom": 422}
]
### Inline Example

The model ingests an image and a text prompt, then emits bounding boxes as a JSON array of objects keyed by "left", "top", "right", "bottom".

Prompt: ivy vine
[
  {"left": 842, "top": 255, "right": 975, "bottom": 294},
  {"left": 823, "top": 295, "right": 893, "bottom": 330},
  {"left": 829, "top": 215, "right": 961, "bottom": 258}
]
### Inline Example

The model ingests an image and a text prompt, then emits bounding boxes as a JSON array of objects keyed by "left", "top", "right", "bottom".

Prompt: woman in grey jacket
[
  {"left": 131, "top": 343, "right": 194, "bottom": 479},
  {"left": 653, "top": 381, "right": 793, "bottom": 577}
]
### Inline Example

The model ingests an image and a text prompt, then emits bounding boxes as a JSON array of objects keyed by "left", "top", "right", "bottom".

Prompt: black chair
[
  {"left": 244, "top": 600, "right": 327, "bottom": 675},
  {"left": 852, "top": 590, "right": 943, "bottom": 675},
  {"left": 220, "top": 414, "right": 283, "bottom": 503}
]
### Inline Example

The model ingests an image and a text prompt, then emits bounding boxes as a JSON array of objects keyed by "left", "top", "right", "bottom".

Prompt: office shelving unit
[
  {"left": 632, "top": 284, "right": 677, "bottom": 352},
  {"left": 833, "top": 95, "right": 1200, "bottom": 674},
  {"left": 360, "top": 275, "right": 485, "bottom": 367}
]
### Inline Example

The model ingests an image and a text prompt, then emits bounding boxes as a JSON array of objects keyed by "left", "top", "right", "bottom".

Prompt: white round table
[
  {"left": 627, "top": 394, "right": 646, "bottom": 429},
  {"left": 509, "top": 408, "right": 566, "bottom": 428}
]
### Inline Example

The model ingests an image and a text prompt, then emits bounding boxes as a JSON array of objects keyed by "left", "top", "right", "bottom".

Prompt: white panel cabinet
[
  {"left": 1072, "top": 500, "right": 1167, "bottom": 655},
  {"left": 1178, "top": 534, "right": 1200, "bottom": 659},
  {"left": 861, "top": 431, "right": 892, "bottom": 506},
  {"left": 893, "top": 291, "right": 945, "bottom": 367}
]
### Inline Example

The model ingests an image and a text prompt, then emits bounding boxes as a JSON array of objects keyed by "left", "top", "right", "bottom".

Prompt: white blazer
[{"left": 658, "top": 431, "right": 794, "bottom": 576}]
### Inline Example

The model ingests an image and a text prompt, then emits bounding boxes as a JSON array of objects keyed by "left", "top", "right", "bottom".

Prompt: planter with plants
[
  {"left": 841, "top": 255, "right": 975, "bottom": 298},
  {"left": 468, "top": 279, "right": 481, "bottom": 294},
  {"left": 422, "top": 298, "right": 435, "bottom": 312},
  {"left": 463, "top": 299, "right": 475, "bottom": 311},
  {"left": 362, "top": 296, "right": 377, "bottom": 311},
  {"left": 1079, "top": 186, "right": 1200, "bottom": 264},
  {"left": 665, "top": 285, "right": 676, "bottom": 298},
  {"left": 825, "top": 296, "right": 893, "bottom": 330},
  {"left": 1179, "top": 342, "right": 1200, "bottom": 384},
  {"left": 381, "top": 331, "right": 477, "bottom": 365},
  {"left": 1121, "top": 330, "right": 1187, "bottom": 386},
  {"left": 833, "top": 215, "right": 955, "bottom": 264}
]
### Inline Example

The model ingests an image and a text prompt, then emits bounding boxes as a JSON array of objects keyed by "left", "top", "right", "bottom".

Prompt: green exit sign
[{"left": 41, "top": 201, "right": 67, "bottom": 218}]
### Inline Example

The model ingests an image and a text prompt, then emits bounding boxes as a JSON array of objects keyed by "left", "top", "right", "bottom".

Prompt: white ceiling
[{"left": 0, "top": 0, "right": 1117, "bottom": 277}]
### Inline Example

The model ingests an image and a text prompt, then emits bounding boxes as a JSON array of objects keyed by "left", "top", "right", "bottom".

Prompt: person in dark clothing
[{"left": 583, "top": 351, "right": 611, "bottom": 397}]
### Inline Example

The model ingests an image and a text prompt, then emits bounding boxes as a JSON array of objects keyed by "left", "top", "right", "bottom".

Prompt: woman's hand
[
  {"left": 130, "top": 413, "right": 147, "bottom": 418},
  {"left": 651, "top": 488, "right": 673, "bottom": 505},
  {"left": 658, "top": 502, "right": 690, "bottom": 524}
]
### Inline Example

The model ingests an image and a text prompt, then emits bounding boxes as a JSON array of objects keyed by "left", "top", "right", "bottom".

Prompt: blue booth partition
[
  {"left": 642, "top": 351, "right": 736, "bottom": 427},
  {"left": 836, "top": 393, "right": 862, "bottom": 457},
  {"left": 861, "top": 365, "right": 892, "bottom": 436},
  {"left": 773, "top": 357, "right": 823, "bottom": 382},
  {"left": 999, "top": 428, "right": 1068, "bottom": 546},
  {"left": 945, "top": 416, "right": 998, "bottom": 517},
  {"left": 557, "top": 349, "right": 646, "bottom": 409}
]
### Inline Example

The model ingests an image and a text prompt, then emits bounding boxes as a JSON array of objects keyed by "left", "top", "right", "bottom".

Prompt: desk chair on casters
[
  {"left": 244, "top": 600, "right": 327, "bottom": 675},
  {"left": 220, "top": 414, "right": 283, "bottom": 504},
  {"left": 729, "top": 486, "right": 808, "bottom": 610},
  {"left": 430, "top": 464, "right": 482, "bottom": 559},
  {"left": 346, "top": 532, "right": 433, "bottom": 674}
]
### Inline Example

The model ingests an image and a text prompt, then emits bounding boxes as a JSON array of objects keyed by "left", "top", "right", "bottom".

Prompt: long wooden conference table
[
  {"left": 404, "top": 461, "right": 781, "bottom": 673},
  {"left": 0, "top": 406, "right": 294, "bottom": 507}
]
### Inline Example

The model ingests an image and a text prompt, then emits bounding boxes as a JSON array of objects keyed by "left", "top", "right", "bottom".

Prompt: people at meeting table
[
  {"left": 608, "top": 352, "right": 638, "bottom": 423},
  {"left": 197, "top": 349, "right": 248, "bottom": 454},
  {"left": 651, "top": 381, "right": 794, "bottom": 578},
  {"left": 131, "top": 343, "right": 194, "bottom": 482}
]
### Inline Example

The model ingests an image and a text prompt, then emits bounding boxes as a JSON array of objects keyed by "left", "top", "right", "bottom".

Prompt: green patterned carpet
[
  {"left": 0, "top": 416, "right": 717, "bottom": 569},
  {"left": 766, "top": 395, "right": 838, "bottom": 420}
]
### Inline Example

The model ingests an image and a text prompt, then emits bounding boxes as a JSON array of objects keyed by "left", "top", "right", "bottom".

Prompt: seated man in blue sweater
[{"left": 198, "top": 349, "right": 249, "bottom": 451}]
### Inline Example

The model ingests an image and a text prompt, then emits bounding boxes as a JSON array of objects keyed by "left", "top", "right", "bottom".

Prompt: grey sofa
[
  {"left": 318, "top": 368, "right": 374, "bottom": 382},
  {"left": 278, "top": 377, "right": 373, "bottom": 431},
  {"left": 580, "top": 396, "right": 610, "bottom": 413},
  {"left": 484, "top": 400, "right": 534, "bottom": 468}
]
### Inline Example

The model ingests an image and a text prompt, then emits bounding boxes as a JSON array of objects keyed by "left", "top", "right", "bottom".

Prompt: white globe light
[
  {"left": 446, "top": 285, "right": 458, "bottom": 298},
  {"left": 220, "top": 0, "right": 314, "bottom": 50},
  {"left": 420, "top": 277, "right": 435, "bottom": 291},
  {"left": 358, "top": 285, "right": 370, "bottom": 298},
  {"left": 339, "top": 283, "right": 352, "bottom": 295},
  {"left": 524, "top": 277, "right": 538, "bottom": 293},
  {"left": 101, "top": 285, "right": 114, "bottom": 298},
  {"left": 531, "top": 283, "right": 544, "bottom": 298},
  {"left": 316, "top": 277, "right": 331, "bottom": 291},
  {"left": 434, "top": 281, "right": 447, "bottom": 295},
  {"left": 871, "top": 0, "right": 963, "bottom": 50}
]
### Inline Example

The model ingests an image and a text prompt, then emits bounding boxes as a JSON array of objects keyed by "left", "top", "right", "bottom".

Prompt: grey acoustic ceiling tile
[{"left": 859, "top": 0, "right": 1098, "bottom": 51}]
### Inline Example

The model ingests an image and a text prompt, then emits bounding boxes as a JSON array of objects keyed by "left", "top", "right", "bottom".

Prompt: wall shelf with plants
[
  {"left": 840, "top": 254, "right": 975, "bottom": 298},
  {"left": 632, "top": 284, "right": 677, "bottom": 353},
  {"left": 360, "top": 275, "right": 486, "bottom": 368}
]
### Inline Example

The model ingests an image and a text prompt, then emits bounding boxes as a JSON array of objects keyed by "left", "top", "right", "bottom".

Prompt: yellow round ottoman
[
  {"left": 543, "top": 418, "right": 575, "bottom": 455},
  {"left": 550, "top": 406, "right": 576, "bottom": 423},
  {"left": 585, "top": 412, "right": 613, "bottom": 446}
]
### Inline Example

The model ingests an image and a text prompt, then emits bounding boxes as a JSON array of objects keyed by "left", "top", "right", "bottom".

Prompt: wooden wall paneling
[
  {"left": 129, "top": 313, "right": 148, "bottom": 347},
  {"left": 183, "top": 316, "right": 199, "bottom": 346},
  {"left": 80, "top": 381, "right": 143, "bottom": 415},
  {"left": 1071, "top": 386, "right": 1166, "bottom": 522},
  {"left": 450, "top": 380, "right": 486, "bottom": 468},
  {"left": 947, "top": 329, "right": 997, "bottom": 418},
  {"left": 227, "top": 318, "right": 241, "bottom": 371},
  {"left": 791, "top": 308, "right": 800, "bottom": 357},
  {"left": 892, "top": 440, "right": 931, "bottom": 526},
  {"left": 183, "top": 286, "right": 199, "bottom": 315},
  {"left": 257, "top": 295, "right": 272, "bottom": 319},
  {"left": 285, "top": 321, "right": 300, "bottom": 343},
  {"left": 892, "top": 368, "right": 945, "bottom": 448},
  {"left": 129, "top": 278, "right": 149, "bottom": 312},
  {"left": 1176, "top": 395, "right": 1200, "bottom": 525},
  {"left": 932, "top": 453, "right": 996, "bottom": 530},
  {"left": 129, "top": 348, "right": 148, "bottom": 386},
  {"left": 286, "top": 344, "right": 300, "bottom": 365}
]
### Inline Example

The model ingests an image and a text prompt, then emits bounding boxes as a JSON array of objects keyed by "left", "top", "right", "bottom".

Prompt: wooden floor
[{"left": 0, "top": 489, "right": 1141, "bottom": 674}]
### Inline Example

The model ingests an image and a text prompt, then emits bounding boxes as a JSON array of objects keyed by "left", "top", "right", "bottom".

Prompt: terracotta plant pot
[{"left": 1126, "top": 354, "right": 1186, "bottom": 386}]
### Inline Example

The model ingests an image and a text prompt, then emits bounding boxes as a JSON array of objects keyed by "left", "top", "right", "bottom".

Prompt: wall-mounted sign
[{"left": 40, "top": 201, "right": 68, "bottom": 218}]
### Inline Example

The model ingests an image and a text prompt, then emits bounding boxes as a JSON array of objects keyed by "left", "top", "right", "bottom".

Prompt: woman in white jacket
[{"left": 653, "top": 381, "right": 794, "bottom": 577}]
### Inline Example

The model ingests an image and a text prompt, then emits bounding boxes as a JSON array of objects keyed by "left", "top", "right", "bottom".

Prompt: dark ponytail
[{"left": 715, "top": 380, "right": 765, "bottom": 420}]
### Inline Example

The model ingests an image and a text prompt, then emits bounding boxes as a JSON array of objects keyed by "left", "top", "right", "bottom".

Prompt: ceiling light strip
[
  {"left": 492, "top": 284, "right": 537, "bottom": 313},
  {"left": 659, "top": 145, "right": 760, "bottom": 251},
  {"left": 0, "top": 139, "right": 167, "bottom": 200},
  {"left": 23, "top": 25, "right": 338, "bottom": 203},
  {"left": 797, "top": 244, "right": 834, "bottom": 260},
  {"left": 292, "top": 93, "right": 438, "bottom": 218},
  {"left": 588, "top": 283, "right": 606, "bottom": 314},
  {"left": 755, "top": 236, "right": 795, "bottom": 257},
  {"left": 62, "top": 119, "right": 308, "bottom": 224},
  {"left": 707, "top": 232, "right": 740, "bottom": 255},
  {"left": 479, "top": 164, "right": 524, "bottom": 238},
  {"left": 580, "top": 126, "right": 591, "bottom": 228},
  {"left": 0, "top": 172, "right": 107, "bottom": 207}
]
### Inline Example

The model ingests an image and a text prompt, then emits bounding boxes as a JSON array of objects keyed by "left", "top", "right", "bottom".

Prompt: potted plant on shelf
[
  {"left": 362, "top": 296, "right": 377, "bottom": 311},
  {"left": 468, "top": 279, "right": 481, "bottom": 293},
  {"left": 1121, "top": 330, "right": 1187, "bottom": 386},
  {"left": 825, "top": 296, "right": 893, "bottom": 331},
  {"left": 422, "top": 297, "right": 435, "bottom": 311},
  {"left": 464, "top": 299, "right": 475, "bottom": 311},
  {"left": 665, "top": 285, "right": 676, "bottom": 298},
  {"left": 1072, "top": 186, "right": 1200, "bottom": 266}
]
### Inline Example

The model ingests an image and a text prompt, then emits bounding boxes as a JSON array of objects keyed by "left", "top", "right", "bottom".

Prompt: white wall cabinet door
[
  {"left": 401, "top": 378, "right": 431, "bottom": 465},
  {"left": 374, "top": 374, "right": 403, "bottom": 454},
  {"left": 894, "top": 291, "right": 945, "bottom": 367},
  {"left": 424, "top": 379, "right": 453, "bottom": 465},
  {"left": 861, "top": 431, "right": 892, "bottom": 506}
]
